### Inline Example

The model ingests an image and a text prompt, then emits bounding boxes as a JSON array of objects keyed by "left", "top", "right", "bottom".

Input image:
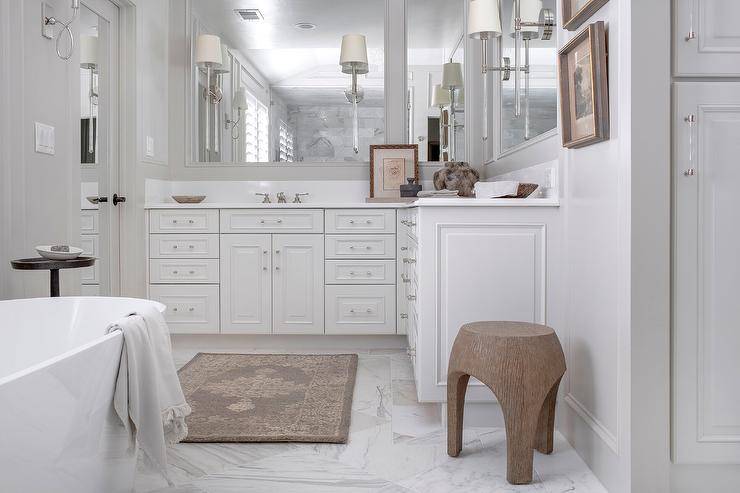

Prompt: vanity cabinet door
[
  {"left": 220, "top": 234, "right": 272, "bottom": 334},
  {"left": 674, "top": 0, "right": 740, "bottom": 76},
  {"left": 272, "top": 234, "right": 324, "bottom": 334}
]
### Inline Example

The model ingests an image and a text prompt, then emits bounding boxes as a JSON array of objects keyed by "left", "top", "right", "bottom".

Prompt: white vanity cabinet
[
  {"left": 147, "top": 210, "right": 221, "bottom": 333},
  {"left": 402, "top": 203, "right": 560, "bottom": 403}
]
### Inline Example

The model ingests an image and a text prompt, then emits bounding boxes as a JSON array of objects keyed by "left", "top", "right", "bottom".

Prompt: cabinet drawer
[
  {"left": 325, "top": 209, "right": 396, "bottom": 234},
  {"left": 149, "top": 259, "right": 219, "bottom": 284},
  {"left": 150, "top": 209, "right": 219, "bottom": 234},
  {"left": 325, "top": 260, "right": 396, "bottom": 285},
  {"left": 80, "top": 210, "right": 99, "bottom": 234},
  {"left": 149, "top": 234, "right": 219, "bottom": 258},
  {"left": 221, "top": 209, "right": 323, "bottom": 234},
  {"left": 148, "top": 285, "right": 219, "bottom": 334},
  {"left": 325, "top": 285, "right": 397, "bottom": 335},
  {"left": 325, "top": 235, "right": 396, "bottom": 259}
]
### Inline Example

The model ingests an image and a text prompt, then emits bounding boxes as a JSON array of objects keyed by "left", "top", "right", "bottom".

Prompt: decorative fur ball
[{"left": 433, "top": 162, "right": 480, "bottom": 197}]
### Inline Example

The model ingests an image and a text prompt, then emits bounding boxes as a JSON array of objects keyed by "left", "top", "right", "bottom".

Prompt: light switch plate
[
  {"left": 146, "top": 136, "right": 155, "bottom": 158},
  {"left": 34, "top": 122, "right": 55, "bottom": 155}
]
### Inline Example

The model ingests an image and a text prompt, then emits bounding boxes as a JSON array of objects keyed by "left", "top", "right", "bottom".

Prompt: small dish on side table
[{"left": 35, "top": 246, "right": 84, "bottom": 260}]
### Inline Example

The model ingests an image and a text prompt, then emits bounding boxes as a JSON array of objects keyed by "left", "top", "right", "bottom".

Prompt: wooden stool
[{"left": 447, "top": 321, "right": 566, "bottom": 485}]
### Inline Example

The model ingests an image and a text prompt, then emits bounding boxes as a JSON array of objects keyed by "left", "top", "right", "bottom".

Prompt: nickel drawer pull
[
  {"left": 400, "top": 313, "right": 408, "bottom": 319},
  {"left": 401, "top": 274, "right": 411, "bottom": 283},
  {"left": 188, "top": 219, "right": 195, "bottom": 224},
  {"left": 407, "top": 294, "right": 417, "bottom": 301}
]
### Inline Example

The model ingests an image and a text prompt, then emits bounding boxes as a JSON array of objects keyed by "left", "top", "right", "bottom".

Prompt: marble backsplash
[{"left": 289, "top": 105, "right": 385, "bottom": 163}]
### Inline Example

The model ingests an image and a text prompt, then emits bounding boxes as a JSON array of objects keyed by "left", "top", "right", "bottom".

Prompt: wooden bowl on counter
[{"left": 172, "top": 195, "right": 206, "bottom": 204}]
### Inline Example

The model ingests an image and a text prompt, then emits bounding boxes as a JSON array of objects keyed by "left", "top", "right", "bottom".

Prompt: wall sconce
[
  {"left": 42, "top": 0, "right": 80, "bottom": 60},
  {"left": 509, "top": 0, "right": 544, "bottom": 139},
  {"left": 339, "top": 34, "right": 369, "bottom": 154},
  {"left": 468, "top": 0, "right": 554, "bottom": 136},
  {"left": 80, "top": 35, "right": 98, "bottom": 157},
  {"left": 442, "top": 62, "right": 464, "bottom": 161},
  {"left": 195, "top": 34, "right": 223, "bottom": 156},
  {"left": 226, "top": 88, "right": 249, "bottom": 141}
]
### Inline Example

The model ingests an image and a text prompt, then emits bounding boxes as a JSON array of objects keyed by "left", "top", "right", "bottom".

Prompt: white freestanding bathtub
[{"left": 0, "top": 297, "right": 166, "bottom": 493}]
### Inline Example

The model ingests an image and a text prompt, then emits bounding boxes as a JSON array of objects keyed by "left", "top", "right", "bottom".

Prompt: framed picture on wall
[
  {"left": 562, "top": 0, "right": 609, "bottom": 31},
  {"left": 558, "top": 21, "right": 609, "bottom": 149},
  {"left": 369, "top": 145, "right": 420, "bottom": 198}
]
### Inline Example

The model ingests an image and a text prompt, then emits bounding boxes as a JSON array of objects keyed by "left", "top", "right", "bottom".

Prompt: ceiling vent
[{"left": 234, "top": 9, "right": 264, "bottom": 21}]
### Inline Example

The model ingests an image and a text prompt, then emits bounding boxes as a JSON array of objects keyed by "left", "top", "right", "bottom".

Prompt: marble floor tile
[{"left": 136, "top": 349, "right": 606, "bottom": 493}]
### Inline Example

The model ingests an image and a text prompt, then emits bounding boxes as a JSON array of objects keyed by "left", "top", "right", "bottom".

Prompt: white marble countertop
[{"left": 144, "top": 198, "right": 560, "bottom": 209}]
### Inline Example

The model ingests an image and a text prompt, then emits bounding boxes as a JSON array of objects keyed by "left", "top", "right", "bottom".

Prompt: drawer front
[
  {"left": 325, "top": 260, "right": 396, "bottom": 285},
  {"left": 80, "top": 210, "right": 99, "bottom": 234},
  {"left": 221, "top": 209, "right": 324, "bottom": 234},
  {"left": 148, "top": 285, "right": 220, "bottom": 334},
  {"left": 149, "top": 259, "right": 219, "bottom": 284},
  {"left": 325, "top": 285, "right": 397, "bottom": 335},
  {"left": 149, "top": 234, "right": 219, "bottom": 258},
  {"left": 326, "top": 209, "right": 396, "bottom": 234},
  {"left": 150, "top": 210, "right": 219, "bottom": 234},
  {"left": 325, "top": 235, "right": 396, "bottom": 259},
  {"left": 80, "top": 234, "right": 99, "bottom": 284}
]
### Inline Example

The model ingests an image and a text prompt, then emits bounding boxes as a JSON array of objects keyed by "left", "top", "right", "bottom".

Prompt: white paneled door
[
  {"left": 273, "top": 234, "right": 324, "bottom": 334},
  {"left": 220, "top": 234, "right": 272, "bottom": 334},
  {"left": 674, "top": 0, "right": 740, "bottom": 76},
  {"left": 673, "top": 82, "right": 740, "bottom": 463}
]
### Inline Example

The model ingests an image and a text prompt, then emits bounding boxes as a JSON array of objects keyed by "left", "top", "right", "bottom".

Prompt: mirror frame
[{"left": 184, "top": 0, "right": 400, "bottom": 168}]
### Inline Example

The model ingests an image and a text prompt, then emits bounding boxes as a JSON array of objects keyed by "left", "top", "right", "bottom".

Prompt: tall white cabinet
[{"left": 673, "top": 82, "right": 740, "bottom": 463}]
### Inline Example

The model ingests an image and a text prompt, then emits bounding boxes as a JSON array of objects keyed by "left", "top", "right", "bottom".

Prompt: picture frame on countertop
[
  {"left": 562, "top": 0, "right": 609, "bottom": 31},
  {"left": 369, "top": 144, "right": 420, "bottom": 199},
  {"left": 558, "top": 21, "right": 609, "bottom": 149}
]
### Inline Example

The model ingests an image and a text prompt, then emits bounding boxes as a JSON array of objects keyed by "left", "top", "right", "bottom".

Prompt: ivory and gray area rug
[{"left": 177, "top": 353, "right": 358, "bottom": 444}]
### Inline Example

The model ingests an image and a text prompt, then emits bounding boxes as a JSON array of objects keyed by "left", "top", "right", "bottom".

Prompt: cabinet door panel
[
  {"left": 220, "top": 234, "right": 272, "bottom": 334},
  {"left": 273, "top": 234, "right": 324, "bottom": 334},
  {"left": 674, "top": 0, "right": 740, "bottom": 76},
  {"left": 674, "top": 82, "right": 740, "bottom": 463}
]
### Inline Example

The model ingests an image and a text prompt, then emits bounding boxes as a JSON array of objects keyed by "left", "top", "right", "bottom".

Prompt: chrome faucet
[
  {"left": 255, "top": 192, "right": 271, "bottom": 203},
  {"left": 293, "top": 193, "right": 309, "bottom": 203},
  {"left": 277, "top": 192, "right": 287, "bottom": 203}
]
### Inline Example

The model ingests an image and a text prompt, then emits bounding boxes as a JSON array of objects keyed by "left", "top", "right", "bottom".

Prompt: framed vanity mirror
[
  {"left": 188, "top": 0, "right": 386, "bottom": 165},
  {"left": 406, "top": 0, "right": 467, "bottom": 163},
  {"left": 497, "top": 0, "right": 558, "bottom": 156}
]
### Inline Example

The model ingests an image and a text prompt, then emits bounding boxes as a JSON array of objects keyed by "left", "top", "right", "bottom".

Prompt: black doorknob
[{"left": 113, "top": 193, "right": 127, "bottom": 206}]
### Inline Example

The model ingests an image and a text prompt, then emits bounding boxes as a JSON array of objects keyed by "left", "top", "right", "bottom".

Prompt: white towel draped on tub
[{"left": 107, "top": 305, "right": 191, "bottom": 484}]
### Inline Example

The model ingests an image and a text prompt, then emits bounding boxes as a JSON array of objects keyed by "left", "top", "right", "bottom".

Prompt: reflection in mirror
[
  {"left": 80, "top": 32, "right": 98, "bottom": 164},
  {"left": 407, "top": 0, "right": 465, "bottom": 163},
  {"left": 500, "top": 0, "right": 557, "bottom": 152},
  {"left": 191, "top": 0, "right": 385, "bottom": 164}
]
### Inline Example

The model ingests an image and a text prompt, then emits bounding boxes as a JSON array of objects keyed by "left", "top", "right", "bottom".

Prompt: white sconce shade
[
  {"left": 442, "top": 62, "right": 464, "bottom": 89},
  {"left": 213, "top": 43, "right": 231, "bottom": 74},
  {"left": 431, "top": 84, "right": 451, "bottom": 107},
  {"left": 339, "top": 34, "right": 369, "bottom": 74},
  {"left": 233, "top": 87, "right": 248, "bottom": 110},
  {"left": 79, "top": 35, "right": 98, "bottom": 68},
  {"left": 510, "top": 0, "right": 543, "bottom": 34},
  {"left": 195, "top": 34, "right": 223, "bottom": 67},
  {"left": 468, "top": 0, "right": 502, "bottom": 38}
]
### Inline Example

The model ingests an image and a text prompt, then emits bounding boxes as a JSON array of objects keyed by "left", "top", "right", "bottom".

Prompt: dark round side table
[{"left": 10, "top": 257, "right": 96, "bottom": 297}]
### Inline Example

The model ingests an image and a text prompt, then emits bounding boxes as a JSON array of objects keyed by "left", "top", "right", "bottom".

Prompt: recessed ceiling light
[{"left": 294, "top": 22, "right": 316, "bottom": 30}]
